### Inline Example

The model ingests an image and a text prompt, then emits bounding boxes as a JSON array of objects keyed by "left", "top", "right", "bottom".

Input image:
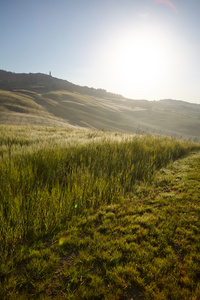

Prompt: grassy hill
[
  {"left": 0, "top": 125, "right": 200, "bottom": 299},
  {"left": 0, "top": 70, "right": 200, "bottom": 142}
]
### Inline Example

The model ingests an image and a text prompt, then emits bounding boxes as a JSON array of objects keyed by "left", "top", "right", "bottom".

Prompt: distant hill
[
  {"left": 0, "top": 70, "right": 118, "bottom": 98},
  {"left": 0, "top": 70, "right": 200, "bottom": 142}
]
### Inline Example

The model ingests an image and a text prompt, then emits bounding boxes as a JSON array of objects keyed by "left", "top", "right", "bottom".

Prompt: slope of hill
[{"left": 0, "top": 70, "right": 200, "bottom": 141}]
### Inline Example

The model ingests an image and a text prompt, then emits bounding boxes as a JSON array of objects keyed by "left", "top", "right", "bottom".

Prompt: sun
[
  {"left": 120, "top": 36, "right": 164, "bottom": 84},
  {"left": 104, "top": 24, "right": 172, "bottom": 97}
]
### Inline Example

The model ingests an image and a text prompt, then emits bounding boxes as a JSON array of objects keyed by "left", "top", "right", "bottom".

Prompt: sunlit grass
[{"left": 0, "top": 125, "right": 200, "bottom": 299}]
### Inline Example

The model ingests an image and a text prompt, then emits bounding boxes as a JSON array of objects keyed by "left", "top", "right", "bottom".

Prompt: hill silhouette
[{"left": 0, "top": 70, "right": 200, "bottom": 141}]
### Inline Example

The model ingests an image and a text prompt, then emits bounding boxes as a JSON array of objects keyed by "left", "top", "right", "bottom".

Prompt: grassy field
[{"left": 0, "top": 125, "right": 200, "bottom": 299}]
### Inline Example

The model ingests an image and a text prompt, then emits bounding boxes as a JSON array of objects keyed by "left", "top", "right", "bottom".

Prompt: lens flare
[
  {"left": 59, "top": 237, "right": 66, "bottom": 246},
  {"left": 154, "top": 0, "right": 177, "bottom": 13}
]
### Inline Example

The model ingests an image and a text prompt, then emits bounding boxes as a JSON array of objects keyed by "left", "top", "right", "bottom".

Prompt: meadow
[{"left": 0, "top": 125, "right": 200, "bottom": 299}]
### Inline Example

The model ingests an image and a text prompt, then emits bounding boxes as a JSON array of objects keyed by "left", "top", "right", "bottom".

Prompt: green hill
[{"left": 0, "top": 70, "right": 200, "bottom": 141}]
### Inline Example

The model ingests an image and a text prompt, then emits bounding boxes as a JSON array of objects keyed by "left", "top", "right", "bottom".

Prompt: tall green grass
[{"left": 0, "top": 125, "right": 199, "bottom": 257}]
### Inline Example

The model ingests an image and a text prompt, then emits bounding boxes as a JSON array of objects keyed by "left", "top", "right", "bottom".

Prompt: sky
[{"left": 0, "top": 0, "right": 200, "bottom": 103}]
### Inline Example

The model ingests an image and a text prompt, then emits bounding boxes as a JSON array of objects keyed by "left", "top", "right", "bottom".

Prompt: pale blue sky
[{"left": 1, "top": 0, "right": 200, "bottom": 103}]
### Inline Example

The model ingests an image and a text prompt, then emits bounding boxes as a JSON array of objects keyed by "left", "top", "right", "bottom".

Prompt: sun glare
[
  {"left": 102, "top": 24, "right": 174, "bottom": 98},
  {"left": 119, "top": 35, "right": 164, "bottom": 83}
]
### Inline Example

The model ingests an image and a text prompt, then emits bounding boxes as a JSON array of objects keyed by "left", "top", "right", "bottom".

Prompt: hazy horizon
[{"left": 1, "top": 0, "right": 200, "bottom": 104}]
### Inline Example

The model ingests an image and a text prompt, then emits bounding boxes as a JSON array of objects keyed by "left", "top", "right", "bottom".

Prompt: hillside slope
[{"left": 0, "top": 70, "right": 200, "bottom": 141}]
